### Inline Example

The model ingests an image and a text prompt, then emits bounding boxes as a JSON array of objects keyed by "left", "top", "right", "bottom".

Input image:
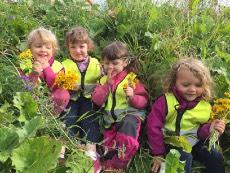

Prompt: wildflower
[
  {"left": 54, "top": 71, "right": 78, "bottom": 90},
  {"left": 208, "top": 92, "right": 230, "bottom": 151},
  {"left": 19, "top": 49, "right": 33, "bottom": 75},
  {"left": 122, "top": 72, "right": 138, "bottom": 89},
  {"left": 19, "top": 49, "right": 33, "bottom": 60}
]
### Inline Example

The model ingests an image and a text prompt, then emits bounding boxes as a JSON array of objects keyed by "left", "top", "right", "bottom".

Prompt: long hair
[{"left": 163, "top": 57, "right": 213, "bottom": 100}]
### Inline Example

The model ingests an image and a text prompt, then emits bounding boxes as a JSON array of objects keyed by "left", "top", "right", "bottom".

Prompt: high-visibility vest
[
  {"left": 62, "top": 57, "right": 101, "bottom": 99},
  {"left": 100, "top": 72, "right": 146, "bottom": 128},
  {"left": 20, "top": 59, "right": 63, "bottom": 75},
  {"left": 164, "top": 93, "right": 211, "bottom": 148}
]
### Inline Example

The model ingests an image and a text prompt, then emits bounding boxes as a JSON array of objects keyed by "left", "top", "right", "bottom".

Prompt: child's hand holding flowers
[
  {"left": 208, "top": 92, "right": 230, "bottom": 151},
  {"left": 122, "top": 72, "right": 138, "bottom": 99},
  {"left": 124, "top": 86, "right": 134, "bottom": 99}
]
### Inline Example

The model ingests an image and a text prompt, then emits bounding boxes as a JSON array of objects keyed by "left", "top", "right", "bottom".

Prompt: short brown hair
[{"left": 65, "top": 26, "right": 94, "bottom": 51}]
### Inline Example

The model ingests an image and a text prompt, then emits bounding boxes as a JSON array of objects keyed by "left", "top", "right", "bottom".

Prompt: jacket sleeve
[
  {"left": 197, "top": 123, "right": 211, "bottom": 140},
  {"left": 42, "top": 66, "right": 57, "bottom": 88},
  {"left": 92, "top": 82, "right": 110, "bottom": 106},
  {"left": 146, "top": 95, "right": 167, "bottom": 156},
  {"left": 129, "top": 81, "right": 148, "bottom": 109}
]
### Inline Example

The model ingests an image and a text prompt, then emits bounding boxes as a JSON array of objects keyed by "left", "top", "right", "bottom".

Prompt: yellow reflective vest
[
  {"left": 62, "top": 57, "right": 101, "bottom": 99},
  {"left": 164, "top": 93, "right": 211, "bottom": 147},
  {"left": 99, "top": 72, "right": 145, "bottom": 128},
  {"left": 20, "top": 59, "right": 63, "bottom": 75}
]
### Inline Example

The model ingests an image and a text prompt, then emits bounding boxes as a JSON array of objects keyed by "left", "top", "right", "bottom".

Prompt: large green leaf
[
  {"left": 13, "top": 92, "right": 38, "bottom": 121},
  {"left": 165, "top": 136, "right": 192, "bottom": 153},
  {"left": 0, "top": 127, "right": 19, "bottom": 152},
  {"left": 17, "top": 116, "right": 45, "bottom": 143},
  {"left": 12, "top": 136, "right": 62, "bottom": 173}
]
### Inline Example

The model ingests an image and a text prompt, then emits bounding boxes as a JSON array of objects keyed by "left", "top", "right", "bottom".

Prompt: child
[
  {"left": 146, "top": 58, "right": 225, "bottom": 173},
  {"left": 62, "top": 26, "right": 102, "bottom": 158},
  {"left": 21, "top": 27, "right": 70, "bottom": 115},
  {"left": 92, "top": 41, "right": 148, "bottom": 172}
]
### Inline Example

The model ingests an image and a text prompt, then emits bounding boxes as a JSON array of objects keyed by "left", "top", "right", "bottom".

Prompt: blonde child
[
  {"left": 62, "top": 26, "right": 102, "bottom": 159},
  {"left": 92, "top": 41, "right": 148, "bottom": 172},
  {"left": 20, "top": 27, "right": 70, "bottom": 115},
  {"left": 147, "top": 58, "right": 225, "bottom": 173}
]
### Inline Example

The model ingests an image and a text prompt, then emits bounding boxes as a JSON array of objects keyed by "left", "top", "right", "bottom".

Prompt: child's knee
[{"left": 52, "top": 88, "right": 70, "bottom": 104}]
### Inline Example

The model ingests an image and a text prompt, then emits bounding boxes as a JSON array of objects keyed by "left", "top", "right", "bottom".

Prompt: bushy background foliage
[{"left": 0, "top": 0, "right": 229, "bottom": 172}]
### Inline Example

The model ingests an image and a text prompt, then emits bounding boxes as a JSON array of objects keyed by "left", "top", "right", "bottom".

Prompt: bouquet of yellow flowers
[
  {"left": 19, "top": 49, "right": 33, "bottom": 75},
  {"left": 122, "top": 72, "right": 138, "bottom": 89},
  {"left": 54, "top": 71, "right": 78, "bottom": 90},
  {"left": 208, "top": 92, "right": 230, "bottom": 150}
]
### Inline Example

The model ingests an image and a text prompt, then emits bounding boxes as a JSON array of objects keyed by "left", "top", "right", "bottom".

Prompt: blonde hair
[
  {"left": 27, "top": 27, "right": 59, "bottom": 51},
  {"left": 163, "top": 57, "right": 213, "bottom": 100},
  {"left": 65, "top": 26, "right": 94, "bottom": 51}
]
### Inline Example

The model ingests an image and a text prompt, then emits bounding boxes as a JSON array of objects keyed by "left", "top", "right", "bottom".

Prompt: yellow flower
[
  {"left": 19, "top": 49, "right": 33, "bottom": 60},
  {"left": 54, "top": 71, "right": 78, "bottom": 90},
  {"left": 211, "top": 92, "right": 230, "bottom": 122},
  {"left": 123, "top": 72, "right": 138, "bottom": 89}
]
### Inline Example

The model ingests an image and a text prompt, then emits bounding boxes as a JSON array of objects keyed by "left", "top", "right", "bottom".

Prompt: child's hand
[
  {"left": 151, "top": 156, "right": 164, "bottom": 173},
  {"left": 106, "top": 69, "right": 116, "bottom": 85},
  {"left": 73, "top": 84, "right": 80, "bottom": 91},
  {"left": 37, "top": 58, "right": 50, "bottom": 69},
  {"left": 32, "top": 61, "right": 43, "bottom": 75},
  {"left": 210, "top": 119, "right": 225, "bottom": 135},
  {"left": 124, "top": 86, "right": 134, "bottom": 99}
]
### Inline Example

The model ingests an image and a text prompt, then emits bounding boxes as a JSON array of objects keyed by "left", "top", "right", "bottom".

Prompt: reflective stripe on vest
[
  {"left": 164, "top": 93, "right": 211, "bottom": 146},
  {"left": 62, "top": 57, "right": 101, "bottom": 98},
  {"left": 100, "top": 72, "right": 145, "bottom": 127}
]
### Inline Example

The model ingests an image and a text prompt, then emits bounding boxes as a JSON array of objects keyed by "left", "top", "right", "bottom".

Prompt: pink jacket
[{"left": 92, "top": 70, "right": 148, "bottom": 110}]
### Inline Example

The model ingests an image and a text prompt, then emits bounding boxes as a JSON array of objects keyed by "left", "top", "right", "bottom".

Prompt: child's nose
[
  {"left": 75, "top": 47, "right": 81, "bottom": 53},
  {"left": 189, "top": 86, "right": 196, "bottom": 92}
]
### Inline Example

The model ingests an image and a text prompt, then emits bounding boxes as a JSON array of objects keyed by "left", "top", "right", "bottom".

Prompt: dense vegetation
[{"left": 0, "top": 0, "right": 229, "bottom": 172}]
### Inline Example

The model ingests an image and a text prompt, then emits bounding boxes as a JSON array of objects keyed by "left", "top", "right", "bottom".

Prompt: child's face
[
  {"left": 68, "top": 42, "right": 88, "bottom": 62},
  {"left": 30, "top": 40, "right": 53, "bottom": 61},
  {"left": 175, "top": 67, "right": 203, "bottom": 101},
  {"left": 103, "top": 58, "right": 128, "bottom": 76}
]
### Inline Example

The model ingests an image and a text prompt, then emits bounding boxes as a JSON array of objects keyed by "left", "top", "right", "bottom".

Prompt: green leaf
[
  {"left": 0, "top": 151, "right": 10, "bottom": 162},
  {"left": 66, "top": 149, "right": 93, "bottom": 173},
  {"left": 215, "top": 46, "right": 230, "bottom": 62},
  {"left": 17, "top": 116, "right": 45, "bottom": 143},
  {"left": 13, "top": 92, "right": 38, "bottom": 121},
  {"left": 0, "top": 102, "right": 15, "bottom": 126},
  {"left": 12, "top": 136, "right": 62, "bottom": 173},
  {"left": 0, "top": 127, "right": 19, "bottom": 152},
  {"left": 165, "top": 149, "right": 185, "bottom": 173},
  {"left": 164, "top": 136, "right": 192, "bottom": 153}
]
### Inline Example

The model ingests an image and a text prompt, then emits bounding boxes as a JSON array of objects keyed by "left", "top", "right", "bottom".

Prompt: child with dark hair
[{"left": 92, "top": 41, "right": 148, "bottom": 172}]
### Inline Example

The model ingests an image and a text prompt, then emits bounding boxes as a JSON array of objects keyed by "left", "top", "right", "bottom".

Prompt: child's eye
[
  {"left": 35, "top": 44, "right": 42, "bottom": 48},
  {"left": 196, "top": 84, "right": 202, "bottom": 87},
  {"left": 46, "top": 46, "right": 52, "bottom": 49},
  {"left": 182, "top": 83, "right": 190, "bottom": 87}
]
